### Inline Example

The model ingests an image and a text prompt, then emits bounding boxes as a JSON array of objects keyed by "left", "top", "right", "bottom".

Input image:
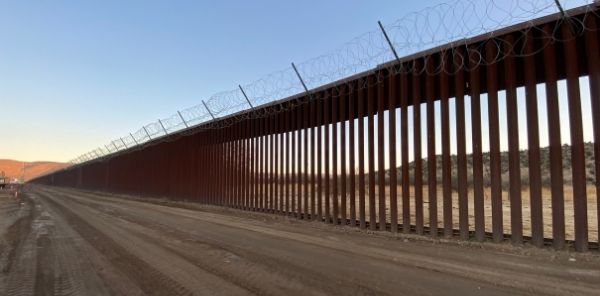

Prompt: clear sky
[
  {"left": 0, "top": 0, "right": 452, "bottom": 162},
  {"left": 0, "top": 0, "right": 592, "bottom": 163}
]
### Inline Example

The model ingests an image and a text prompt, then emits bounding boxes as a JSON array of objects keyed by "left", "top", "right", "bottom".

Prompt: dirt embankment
[{"left": 0, "top": 160, "right": 68, "bottom": 182}]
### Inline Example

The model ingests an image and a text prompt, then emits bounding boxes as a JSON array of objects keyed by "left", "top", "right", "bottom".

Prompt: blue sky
[
  {"left": 0, "top": 0, "right": 451, "bottom": 162},
  {"left": 0, "top": 0, "right": 592, "bottom": 162}
]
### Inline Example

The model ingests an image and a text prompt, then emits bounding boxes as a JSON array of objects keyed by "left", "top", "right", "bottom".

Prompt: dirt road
[{"left": 0, "top": 186, "right": 598, "bottom": 295}]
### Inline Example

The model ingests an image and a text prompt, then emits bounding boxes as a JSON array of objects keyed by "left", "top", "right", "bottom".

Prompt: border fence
[{"left": 33, "top": 2, "right": 600, "bottom": 252}]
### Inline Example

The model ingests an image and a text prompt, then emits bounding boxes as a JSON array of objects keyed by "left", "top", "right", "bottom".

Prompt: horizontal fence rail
[{"left": 33, "top": 4, "right": 600, "bottom": 252}]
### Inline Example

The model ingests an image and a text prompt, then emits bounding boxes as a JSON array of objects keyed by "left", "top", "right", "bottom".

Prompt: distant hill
[
  {"left": 0, "top": 159, "right": 69, "bottom": 182},
  {"left": 388, "top": 142, "right": 596, "bottom": 189}
]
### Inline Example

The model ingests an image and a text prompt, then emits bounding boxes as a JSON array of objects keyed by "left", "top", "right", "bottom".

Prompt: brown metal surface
[
  {"left": 297, "top": 103, "right": 303, "bottom": 217},
  {"left": 358, "top": 83, "right": 366, "bottom": 229},
  {"left": 260, "top": 121, "right": 265, "bottom": 210},
  {"left": 563, "top": 22, "right": 588, "bottom": 252},
  {"left": 317, "top": 93, "right": 323, "bottom": 221},
  {"left": 349, "top": 86, "right": 357, "bottom": 225},
  {"left": 378, "top": 75, "right": 386, "bottom": 230},
  {"left": 291, "top": 107, "right": 297, "bottom": 216},
  {"left": 340, "top": 86, "right": 348, "bottom": 223},
  {"left": 270, "top": 115, "right": 275, "bottom": 213},
  {"left": 304, "top": 102, "right": 310, "bottom": 218},
  {"left": 486, "top": 40, "right": 504, "bottom": 242},
  {"left": 368, "top": 75, "right": 377, "bottom": 230},
  {"left": 388, "top": 74, "right": 398, "bottom": 233},
  {"left": 413, "top": 60, "right": 424, "bottom": 235},
  {"left": 426, "top": 56, "right": 438, "bottom": 237},
  {"left": 286, "top": 107, "right": 291, "bottom": 214},
  {"left": 252, "top": 118, "right": 257, "bottom": 211},
  {"left": 279, "top": 113, "right": 285, "bottom": 214},
  {"left": 454, "top": 48, "right": 469, "bottom": 240},
  {"left": 504, "top": 34, "right": 523, "bottom": 244},
  {"left": 237, "top": 124, "right": 242, "bottom": 208},
  {"left": 324, "top": 91, "right": 331, "bottom": 222},
  {"left": 542, "top": 24, "right": 565, "bottom": 249},
  {"left": 280, "top": 113, "right": 285, "bottom": 213},
  {"left": 523, "top": 30, "right": 544, "bottom": 247},
  {"left": 585, "top": 15, "right": 600, "bottom": 246},
  {"left": 401, "top": 73, "right": 410, "bottom": 234},
  {"left": 332, "top": 92, "right": 339, "bottom": 224},
  {"left": 310, "top": 99, "right": 317, "bottom": 219}
]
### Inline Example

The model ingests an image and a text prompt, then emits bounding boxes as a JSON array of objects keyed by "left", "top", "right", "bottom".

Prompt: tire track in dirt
[
  {"left": 85, "top": 188, "right": 600, "bottom": 294},
  {"left": 2, "top": 196, "right": 35, "bottom": 296},
  {"left": 42, "top": 188, "right": 383, "bottom": 295},
  {"left": 38, "top": 187, "right": 506, "bottom": 296},
  {"left": 34, "top": 194, "right": 110, "bottom": 296},
  {"left": 43, "top": 187, "right": 512, "bottom": 295},
  {"left": 39, "top": 194, "right": 194, "bottom": 296},
  {"left": 38, "top": 190, "right": 251, "bottom": 296},
  {"left": 32, "top": 185, "right": 600, "bottom": 296}
]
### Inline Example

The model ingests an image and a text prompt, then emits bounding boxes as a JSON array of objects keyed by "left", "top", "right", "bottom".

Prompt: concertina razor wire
[{"left": 70, "top": 0, "right": 598, "bottom": 164}]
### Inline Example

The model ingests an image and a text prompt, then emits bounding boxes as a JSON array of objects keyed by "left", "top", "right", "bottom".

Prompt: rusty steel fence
[{"left": 33, "top": 5, "right": 600, "bottom": 252}]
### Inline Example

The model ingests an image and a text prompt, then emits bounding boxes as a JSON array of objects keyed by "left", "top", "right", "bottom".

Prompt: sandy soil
[
  {"left": 281, "top": 184, "right": 598, "bottom": 242},
  {"left": 0, "top": 185, "right": 598, "bottom": 295}
]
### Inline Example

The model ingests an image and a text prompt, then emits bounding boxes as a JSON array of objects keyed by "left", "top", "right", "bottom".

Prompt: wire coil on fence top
[{"left": 69, "top": 0, "right": 597, "bottom": 165}]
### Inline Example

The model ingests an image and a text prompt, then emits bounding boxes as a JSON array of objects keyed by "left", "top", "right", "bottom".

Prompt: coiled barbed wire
[{"left": 70, "top": 0, "right": 598, "bottom": 165}]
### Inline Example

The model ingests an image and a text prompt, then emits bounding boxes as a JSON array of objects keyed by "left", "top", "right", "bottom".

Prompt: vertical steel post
[
  {"left": 304, "top": 102, "right": 310, "bottom": 218},
  {"left": 523, "top": 30, "right": 544, "bottom": 247},
  {"left": 245, "top": 120, "right": 251, "bottom": 210},
  {"left": 340, "top": 85, "right": 348, "bottom": 224},
  {"left": 286, "top": 107, "right": 291, "bottom": 214},
  {"left": 317, "top": 94, "right": 323, "bottom": 221},
  {"left": 543, "top": 24, "right": 565, "bottom": 249},
  {"left": 358, "top": 82, "right": 366, "bottom": 229},
  {"left": 349, "top": 86, "right": 357, "bottom": 226},
  {"left": 297, "top": 102, "right": 303, "bottom": 218},
  {"left": 324, "top": 91, "right": 331, "bottom": 222},
  {"left": 585, "top": 15, "right": 600, "bottom": 247},
  {"left": 504, "top": 34, "right": 523, "bottom": 244},
  {"left": 377, "top": 75, "right": 387, "bottom": 231},
  {"left": 258, "top": 117, "right": 263, "bottom": 211},
  {"left": 563, "top": 22, "right": 588, "bottom": 252},
  {"left": 368, "top": 76, "right": 376, "bottom": 230},
  {"left": 388, "top": 73, "right": 398, "bottom": 233},
  {"left": 274, "top": 113, "right": 279, "bottom": 213},
  {"left": 413, "top": 60, "right": 424, "bottom": 235},
  {"left": 401, "top": 72, "right": 410, "bottom": 234},
  {"left": 270, "top": 114, "right": 275, "bottom": 213},
  {"left": 252, "top": 117, "right": 258, "bottom": 211},
  {"left": 454, "top": 48, "right": 469, "bottom": 240},
  {"left": 332, "top": 90, "right": 339, "bottom": 224},
  {"left": 486, "top": 40, "right": 504, "bottom": 242},
  {"left": 280, "top": 112, "right": 285, "bottom": 214},
  {"left": 292, "top": 105, "right": 297, "bottom": 216},
  {"left": 427, "top": 55, "right": 439, "bottom": 237},
  {"left": 311, "top": 98, "right": 317, "bottom": 220},
  {"left": 469, "top": 47, "right": 485, "bottom": 242}
]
